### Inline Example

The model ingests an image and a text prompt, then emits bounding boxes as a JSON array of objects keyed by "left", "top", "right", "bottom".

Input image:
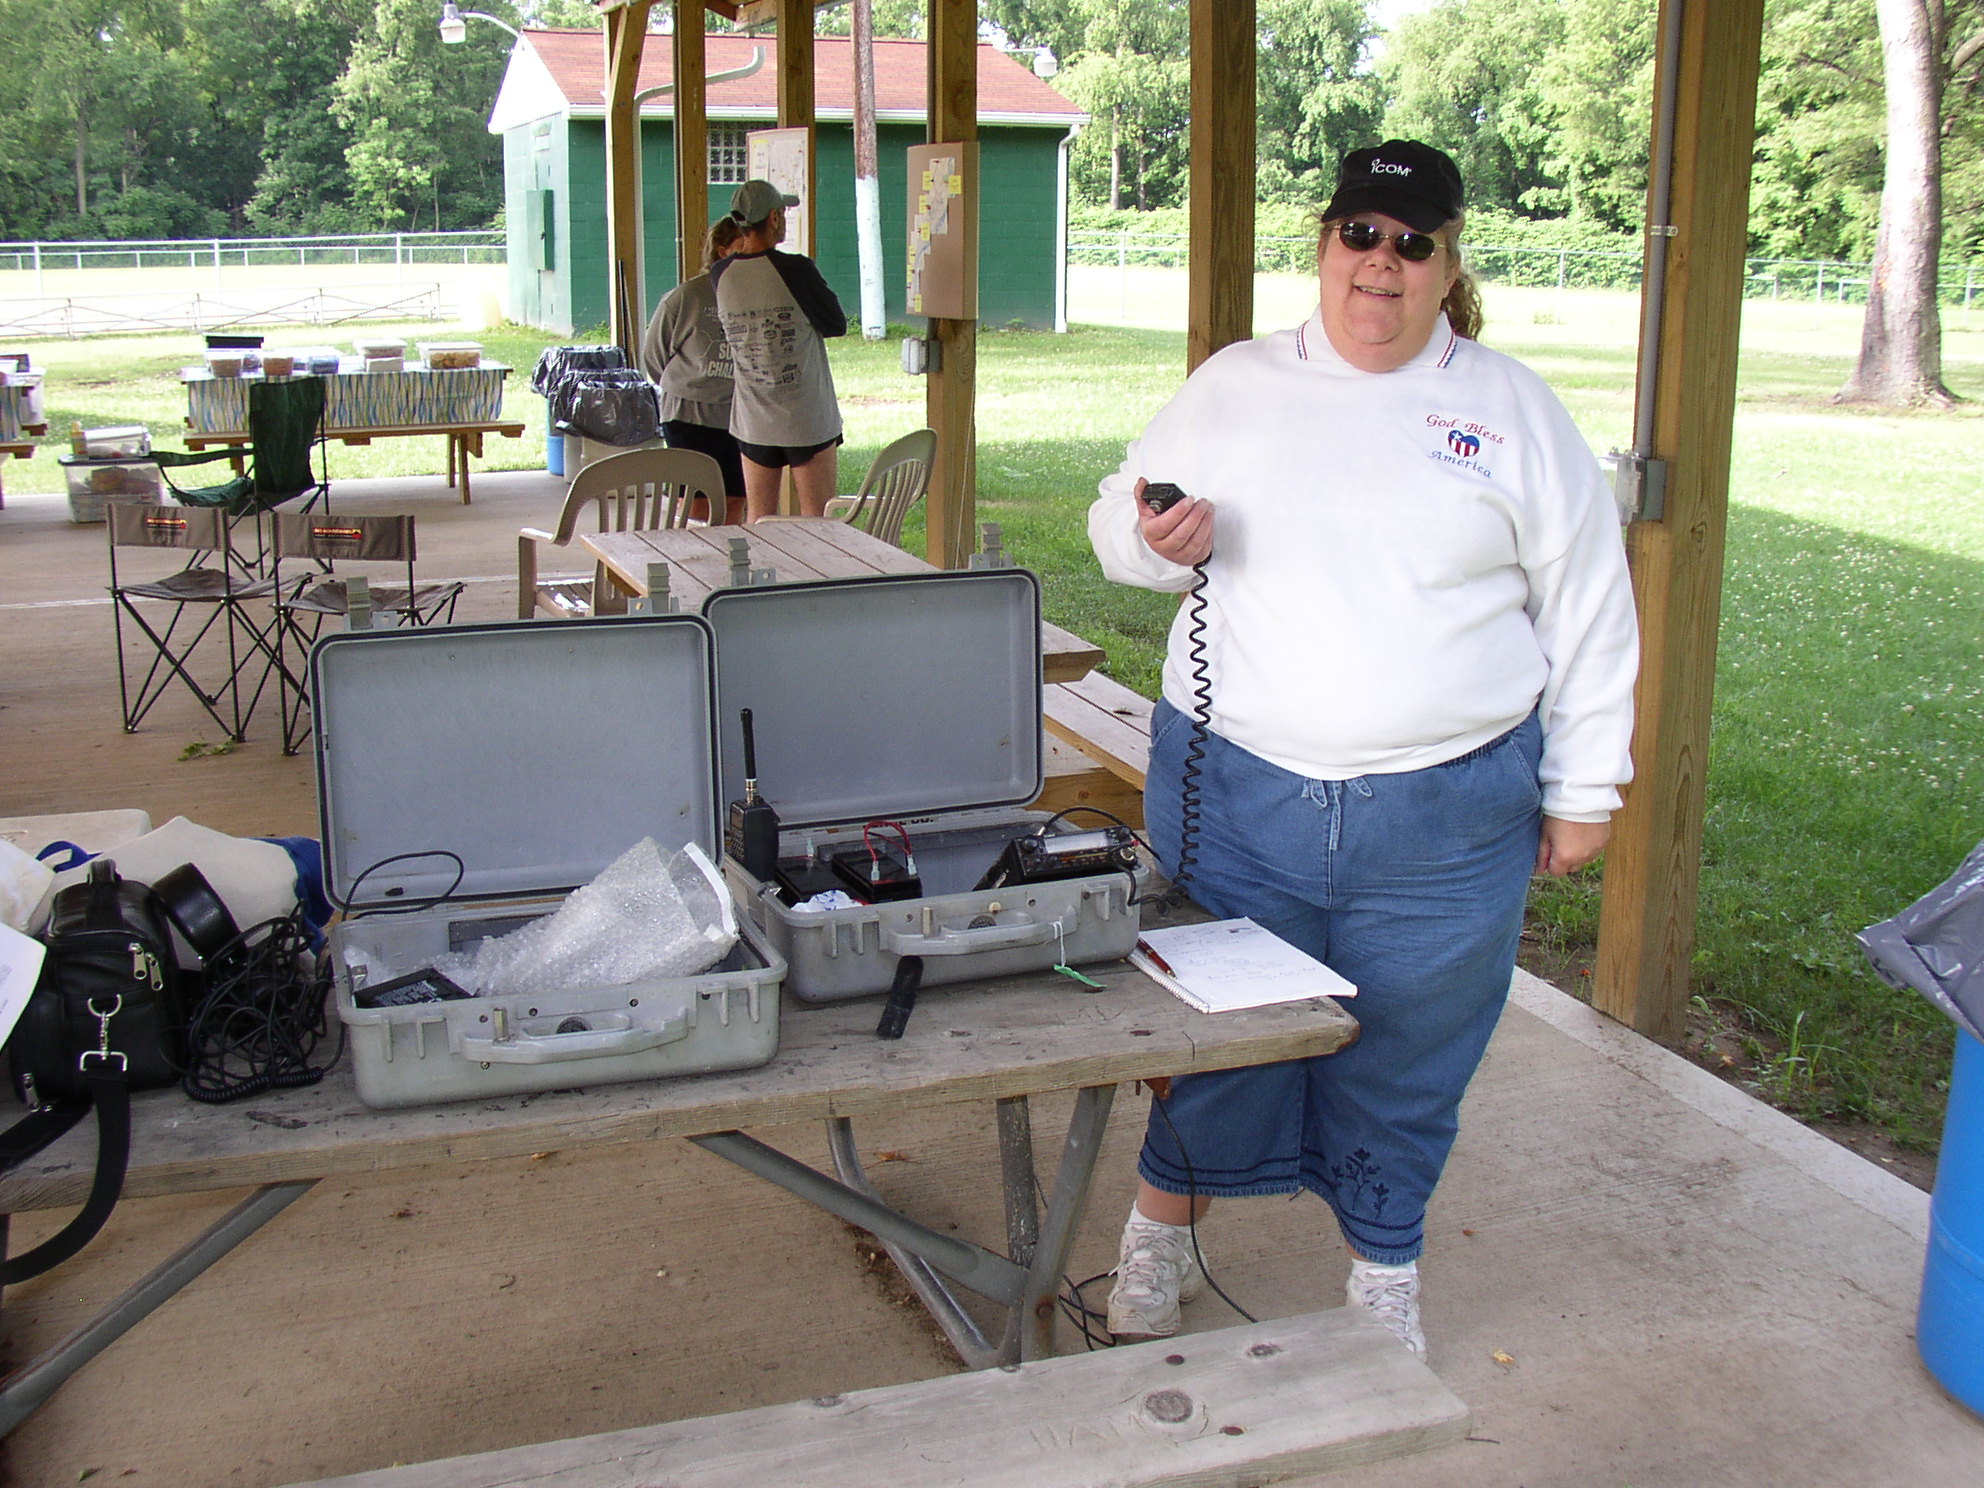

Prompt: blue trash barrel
[
  {"left": 545, "top": 399, "right": 565, "bottom": 475},
  {"left": 1920, "top": 1027, "right": 1984, "bottom": 1416}
]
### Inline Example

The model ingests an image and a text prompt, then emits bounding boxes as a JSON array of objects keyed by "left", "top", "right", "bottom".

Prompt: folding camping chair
[
  {"left": 517, "top": 446, "right": 727, "bottom": 619},
  {"left": 107, "top": 503, "right": 280, "bottom": 742},
  {"left": 153, "top": 377, "right": 331, "bottom": 566},
  {"left": 826, "top": 428, "right": 936, "bottom": 549},
  {"left": 271, "top": 512, "right": 464, "bottom": 754}
]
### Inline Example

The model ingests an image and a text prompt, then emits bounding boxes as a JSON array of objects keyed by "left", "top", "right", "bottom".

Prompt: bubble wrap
[{"left": 437, "top": 839, "right": 737, "bottom": 999}]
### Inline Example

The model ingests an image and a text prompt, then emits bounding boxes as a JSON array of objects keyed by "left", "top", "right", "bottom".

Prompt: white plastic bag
[{"left": 438, "top": 838, "right": 737, "bottom": 999}]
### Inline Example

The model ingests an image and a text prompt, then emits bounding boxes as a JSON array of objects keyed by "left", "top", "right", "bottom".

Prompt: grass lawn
[{"left": 10, "top": 285, "right": 1980, "bottom": 1155}]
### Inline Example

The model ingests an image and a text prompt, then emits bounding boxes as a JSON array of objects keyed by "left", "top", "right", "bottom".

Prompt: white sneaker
[
  {"left": 1106, "top": 1220, "right": 1207, "bottom": 1338},
  {"left": 1347, "top": 1258, "right": 1426, "bottom": 1358}
]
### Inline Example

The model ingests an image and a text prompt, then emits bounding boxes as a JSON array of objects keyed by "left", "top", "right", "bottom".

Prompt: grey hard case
[
  {"left": 313, "top": 618, "right": 784, "bottom": 1109},
  {"left": 706, "top": 570, "right": 1140, "bottom": 1002}
]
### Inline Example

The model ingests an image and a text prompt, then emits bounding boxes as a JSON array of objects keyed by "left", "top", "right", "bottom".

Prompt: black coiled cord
[
  {"left": 1162, "top": 560, "right": 1213, "bottom": 909},
  {"left": 181, "top": 911, "right": 342, "bottom": 1104}
]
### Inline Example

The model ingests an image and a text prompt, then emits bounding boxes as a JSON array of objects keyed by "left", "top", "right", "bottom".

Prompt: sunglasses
[{"left": 1335, "top": 220, "right": 1444, "bottom": 263}]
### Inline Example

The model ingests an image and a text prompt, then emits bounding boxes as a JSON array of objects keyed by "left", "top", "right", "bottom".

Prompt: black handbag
[{"left": 0, "top": 860, "right": 187, "bottom": 1284}]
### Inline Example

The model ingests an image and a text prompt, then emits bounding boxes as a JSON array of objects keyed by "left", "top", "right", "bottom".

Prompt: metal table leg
[
  {"left": 692, "top": 1081, "right": 1117, "bottom": 1369},
  {"left": 0, "top": 1180, "right": 316, "bottom": 1434}
]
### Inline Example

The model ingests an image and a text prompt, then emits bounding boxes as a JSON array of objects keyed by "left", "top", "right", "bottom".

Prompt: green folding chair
[{"left": 153, "top": 375, "right": 331, "bottom": 520}]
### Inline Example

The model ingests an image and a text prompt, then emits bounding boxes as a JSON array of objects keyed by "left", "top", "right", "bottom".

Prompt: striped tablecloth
[{"left": 182, "top": 363, "right": 510, "bottom": 435}]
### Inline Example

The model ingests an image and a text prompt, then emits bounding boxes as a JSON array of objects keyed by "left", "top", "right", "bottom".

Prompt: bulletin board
[
  {"left": 746, "top": 128, "right": 812, "bottom": 256},
  {"left": 906, "top": 142, "right": 978, "bottom": 322}
]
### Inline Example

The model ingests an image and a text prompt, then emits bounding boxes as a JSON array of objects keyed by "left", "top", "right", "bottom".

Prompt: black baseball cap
[{"left": 1322, "top": 140, "right": 1465, "bottom": 234}]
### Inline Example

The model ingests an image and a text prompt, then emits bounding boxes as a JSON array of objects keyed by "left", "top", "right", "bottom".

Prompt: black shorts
[
  {"left": 661, "top": 419, "right": 746, "bottom": 499},
  {"left": 736, "top": 434, "right": 843, "bottom": 469}
]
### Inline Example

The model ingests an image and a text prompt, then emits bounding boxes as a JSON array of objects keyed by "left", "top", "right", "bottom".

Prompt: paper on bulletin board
[
  {"left": 906, "top": 142, "right": 977, "bottom": 321},
  {"left": 746, "top": 127, "right": 812, "bottom": 256}
]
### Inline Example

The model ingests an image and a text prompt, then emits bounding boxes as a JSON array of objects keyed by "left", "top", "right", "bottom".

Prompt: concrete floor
[{"left": 1, "top": 474, "right": 1977, "bottom": 1486}]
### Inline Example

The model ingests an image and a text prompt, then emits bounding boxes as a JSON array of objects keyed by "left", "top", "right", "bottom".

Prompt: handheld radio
[{"left": 726, "top": 708, "right": 781, "bottom": 882}]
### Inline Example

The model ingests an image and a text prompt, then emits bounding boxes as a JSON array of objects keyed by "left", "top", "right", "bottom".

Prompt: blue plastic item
[
  {"left": 1920, "top": 1028, "right": 1984, "bottom": 1416},
  {"left": 546, "top": 399, "right": 564, "bottom": 475}
]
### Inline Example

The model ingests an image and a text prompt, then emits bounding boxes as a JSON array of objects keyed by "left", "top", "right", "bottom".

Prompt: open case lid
[
  {"left": 703, "top": 569, "right": 1044, "bottom": 831},
  {"left": 312, "top": 617, "right": 718, "bottom": 911}
]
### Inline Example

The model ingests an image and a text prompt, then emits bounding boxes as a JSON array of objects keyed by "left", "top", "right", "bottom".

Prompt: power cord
[
  {"left": 181, "top": 910, "right": 343, "bottom": 1103},
  {"left": 1049, "top": 1079, "right": 1255, "bottom": 1349}
]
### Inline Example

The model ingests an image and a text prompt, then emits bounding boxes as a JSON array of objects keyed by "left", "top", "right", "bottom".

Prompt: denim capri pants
[{"left": 1139, "top": 698, "right": 1543, "bottom": 1265}]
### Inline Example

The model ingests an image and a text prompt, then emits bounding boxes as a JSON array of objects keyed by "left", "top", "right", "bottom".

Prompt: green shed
[{"left": 489, "top": 30, "right": 1086, "bottom": 337}]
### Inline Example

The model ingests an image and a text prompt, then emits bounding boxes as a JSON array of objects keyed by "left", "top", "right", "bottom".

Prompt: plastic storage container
[
  {"left": 353, "top": 337, "right": 406, "bottom": 360},
  {"left": 312, "top": 618, "right": 786, "bottom": 1109},
  {"left": 1920, "top": 1029, "right": 1984, "bottom": 1416},
  {"left": 60, "top": 455, "right": 161, "bottom": 522},
  {"left": 202, "top": 349, "right": 245, "bottom": 378},
  {"left": 80, "top": 424, "right": 151, "bottom": 459},
  {"left": 260, "top": 351, "right": 296, "bottom": 377},
  {"left": 419, "top": 341, "right": 483, "bottom": 370}
]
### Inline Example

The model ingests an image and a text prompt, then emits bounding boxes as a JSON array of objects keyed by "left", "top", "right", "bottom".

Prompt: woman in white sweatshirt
[{"left": 1088, "top": 140, "right": 1639, "bottom": 1358}]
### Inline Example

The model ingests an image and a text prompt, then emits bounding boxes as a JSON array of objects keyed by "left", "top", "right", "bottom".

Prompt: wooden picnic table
[
  {"left": 581, "top": 519, "right": 1106, "bottom": 685},
  {"left": 0, "top": 959, "right": 1357, "bottom": 1430},
  {"left": 0, "top": 422, "right": 45, "bottom": 510},
  {"left": 184, "top": 419, "right": 527, "bottom": 505}
]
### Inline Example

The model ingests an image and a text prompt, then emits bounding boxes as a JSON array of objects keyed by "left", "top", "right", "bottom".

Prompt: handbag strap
[
  {"left": 0, "top": 1064, "right": 131, "bottom": 1287},
  {"left": 0, "top": 1097, "right": 91, "bottom": 1169}
]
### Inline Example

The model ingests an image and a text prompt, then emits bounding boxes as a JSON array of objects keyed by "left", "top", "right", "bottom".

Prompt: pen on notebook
[{"left": 1135, "top": 938, "right": 1175, "bottom": 977}]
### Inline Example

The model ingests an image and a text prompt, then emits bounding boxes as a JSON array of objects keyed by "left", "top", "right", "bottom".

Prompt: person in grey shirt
[
  {"left": 641, "top": 215, "right": 746, "bottom": 523},
  {"left": 710, "top": 179, "right": 848, "bottom": 521}
]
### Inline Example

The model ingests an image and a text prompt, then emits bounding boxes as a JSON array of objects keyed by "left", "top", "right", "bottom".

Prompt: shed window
[{"left": 709, "top": 126, "right": 749, "bottom": 184}]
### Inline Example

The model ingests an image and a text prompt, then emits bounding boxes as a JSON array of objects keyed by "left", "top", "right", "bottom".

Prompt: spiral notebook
[{"left": 1129, "top": 918, "right": 1355, "bottom": 1014}]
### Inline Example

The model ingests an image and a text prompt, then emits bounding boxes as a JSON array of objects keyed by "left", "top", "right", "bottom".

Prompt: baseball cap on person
[
  {"left": 1322, "top": 141, "right": 1465, "bottom": 234},
  {"left": 730, "top": 179, "right": 800, "bottom": 226}
]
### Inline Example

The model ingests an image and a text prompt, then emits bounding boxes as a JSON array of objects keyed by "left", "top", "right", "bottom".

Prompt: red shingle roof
[{"left": 519, "top": 29, "right": 1083, "bottom": 121}]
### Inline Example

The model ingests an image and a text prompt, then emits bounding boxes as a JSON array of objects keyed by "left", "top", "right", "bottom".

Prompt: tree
[
  {"left": 1751, "top": 0, "right": 1887, "bottom": 261},
  {"left": 184, "top": 0, "right": 370, "bottom": 233},
  {"left": 1054, "top": 0, "right": 1189, "bottom": 210},
  {"left": 333, "top": 0, "right": 517, "bottom": 230},
  {"left": 1255, "top": 0, "right": 1382, "bottom": 205},
  {"left": 1379, "top": 0, "right": 1569, "bottom": 217},
  {"left": 1839, "top": 0, "right": 1983, "bottom": 405}
]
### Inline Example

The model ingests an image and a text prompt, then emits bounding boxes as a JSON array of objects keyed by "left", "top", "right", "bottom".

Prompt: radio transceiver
[{"left": 975, "top": 826, "right": 1139, "bottom": 892}]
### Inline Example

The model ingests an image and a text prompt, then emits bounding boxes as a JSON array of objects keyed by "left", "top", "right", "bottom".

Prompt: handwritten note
[{"left": 1130, "top": 918, "right": 1354, "bottom": 1013}]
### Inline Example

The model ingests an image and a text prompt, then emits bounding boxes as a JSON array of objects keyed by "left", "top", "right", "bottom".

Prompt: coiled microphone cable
[{"left": 1163, "top": 558, "right": 1213, "bottom": 910}]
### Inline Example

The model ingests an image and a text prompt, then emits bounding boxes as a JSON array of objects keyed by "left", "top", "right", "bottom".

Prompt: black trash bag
[
  {"left": 529, "top": 345, "right": 627, "bottom": 397},
  {"left": 1858, "top": 840, "right": 1984, "bottom": 1042},
  {"left": 550, "top": 368, "right": 662, "bottom": 447}
]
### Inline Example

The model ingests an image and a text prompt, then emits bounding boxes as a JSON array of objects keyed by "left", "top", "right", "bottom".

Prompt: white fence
[
  {"left": 0, "top": 231, "right": 507, "bottom": 338},
  {"left": 1067, "top": 230, "right": 1984, "bottom": 311}
]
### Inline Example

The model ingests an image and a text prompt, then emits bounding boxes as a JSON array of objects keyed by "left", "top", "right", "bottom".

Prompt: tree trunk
[
  {"left": 852, "top": 0, "right": 887, "bottom": 338},
  {"left": 1840, "top": 0, "right": 1956, "bottom": 406},
  {"left": 1109, "top": 111, "right": 1122, "bottom": 210},
  {"left": 74, "top": 119, "right": 87, "bottom": 219}
]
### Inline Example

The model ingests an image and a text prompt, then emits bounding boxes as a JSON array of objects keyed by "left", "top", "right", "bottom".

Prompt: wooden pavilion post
[
  {"left": 923, "top": 0, "right": 977, "bottom": 570},
  {"left": 1593, "top": 0, "right": 1766, "bottom": 1041},
  {"left": 776, "top": 0, "right": 818, "bottom": 251},
  {"left": 1186, "top": 0, "right": 1254, "bottom": 373},
  {"left": 602, "top": 0, "right": 655, "bottom": 356},
  {"left": 672, "top": 1, "right": 710, "bottom": 284}
]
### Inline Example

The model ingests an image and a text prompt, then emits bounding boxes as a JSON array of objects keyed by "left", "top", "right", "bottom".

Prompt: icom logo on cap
[{"left": 1372, "top": 160, "right": 1412, "bottom": 175}]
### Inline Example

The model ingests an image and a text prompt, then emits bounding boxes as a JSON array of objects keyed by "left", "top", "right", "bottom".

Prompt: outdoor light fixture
[
  {"left": 439, "top": 2, "right": 520, "bottom": 45},
  {"left": 1032, "top": 47, "right": 1058, "bottom": 79}
]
